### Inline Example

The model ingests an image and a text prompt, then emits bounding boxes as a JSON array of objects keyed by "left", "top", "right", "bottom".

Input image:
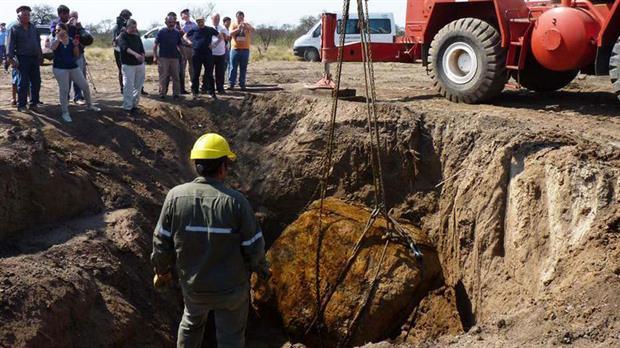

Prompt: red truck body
[{"left": 320, "top": 0, "right": 620, "bottom": 102}]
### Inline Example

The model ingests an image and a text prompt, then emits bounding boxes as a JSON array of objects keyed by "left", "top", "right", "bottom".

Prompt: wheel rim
[
  {"left": 442, "top": 42, "right": 478, "bottom": 84},
  {"left": 306, "top": 50, "right": 317, "bottom": 61}
]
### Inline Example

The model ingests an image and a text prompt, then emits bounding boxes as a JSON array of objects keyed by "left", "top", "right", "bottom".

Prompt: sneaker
[
  {"left": 209, "top": 93, "right": 218, "bottom": 100},
  {"left": 74, "top": 99, "right": 86, "bottom": 105},
  {"left": 217, "top": 89, "right": 226, "bottom": 95},
  {"left": 87, "top": 105, "right": 101, "bottom": 112},
  {"left": 226, "top": 85, "right": 234, "bottom": 90},
  {"left": 16, "top": 106, "right": 27, "bottom": 112},
  {"left": 61, "top": 112, "right": 72, "bottom": 123},
  {"left": 240, "top": 86, "right": 247, "bottom": 91}
]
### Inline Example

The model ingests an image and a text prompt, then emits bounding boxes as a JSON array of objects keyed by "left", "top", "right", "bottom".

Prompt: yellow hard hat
[{"left": 190, "top": 133, "right": 237, "bottom": 160}]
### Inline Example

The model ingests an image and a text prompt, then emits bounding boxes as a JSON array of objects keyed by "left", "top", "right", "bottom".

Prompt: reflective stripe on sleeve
[
  {"left": 186, "top": 226, "right": 233, "bottom": 234},
  {"left": 242, "top": 231, "right": 263, "bottom": 246},
  {"left": 158, "top": 226, "right": 172, "bottom": 237}
]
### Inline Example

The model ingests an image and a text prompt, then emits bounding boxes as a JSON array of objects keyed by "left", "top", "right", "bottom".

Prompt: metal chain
[
  {"left": 362, "top": 0, "right": 388, "bottom": 217},
  {"left": 337, "top": 2, "right": 425, "bottom": 344},
  {"left": 308, "top": 1, "right": 425, "bottom": 346},
  {"left": 311, "top": 0, "right": 352, "bottom": 345}
]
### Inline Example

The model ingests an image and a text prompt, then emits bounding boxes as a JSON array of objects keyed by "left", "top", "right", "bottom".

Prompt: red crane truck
[{"left": 318, "top": 0, "right": 620, "bottom": 103}]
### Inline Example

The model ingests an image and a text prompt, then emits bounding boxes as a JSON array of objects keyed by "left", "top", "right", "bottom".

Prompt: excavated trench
[{"left": 0, "top": 93, "right": 618, "bottom": 347}]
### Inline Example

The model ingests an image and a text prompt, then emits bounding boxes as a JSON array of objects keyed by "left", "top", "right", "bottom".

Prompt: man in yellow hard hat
[{"left": 151, "top": 133, "right": 269, "bottom": 348}]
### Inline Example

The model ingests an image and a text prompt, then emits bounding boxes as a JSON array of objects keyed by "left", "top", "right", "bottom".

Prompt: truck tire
[
  {"left": 429, "top": 18, "right": 507, "bottom": 103},
  {"left": 304, "top": 48, "right": 320, "bottom": 62},
  {"left": 518, "top": 56, "right": 578, "bottom": 92},
  {"left": 610, "top": 36, "right": 620, "bottom": 99}
]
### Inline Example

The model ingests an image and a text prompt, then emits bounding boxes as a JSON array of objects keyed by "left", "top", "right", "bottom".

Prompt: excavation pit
[{"left": 0, "top": 92, "right": 618, "bottom": 347}]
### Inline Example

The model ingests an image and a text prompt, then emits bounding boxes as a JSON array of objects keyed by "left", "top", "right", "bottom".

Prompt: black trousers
[
  {"left": 213, "top": 55, "right": 226, "bottom": 92},
  {"left": 201, "top": 55, "right": 226, "bottom": 92},
  {"left": 114, "top": 50, "right": 123, "bottom": 92},
  {"left": 192, "top": 53, "right": 214, "bottom": 94}
]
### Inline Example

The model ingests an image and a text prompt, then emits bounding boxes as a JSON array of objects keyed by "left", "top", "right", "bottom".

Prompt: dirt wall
[{"left": 0, "top": 92, "right": 617, "bottom": 347}]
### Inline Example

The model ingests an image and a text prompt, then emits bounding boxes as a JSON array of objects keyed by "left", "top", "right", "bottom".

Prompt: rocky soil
[{"left": 0, "top": 60, "right": 618, "bottom": 347}]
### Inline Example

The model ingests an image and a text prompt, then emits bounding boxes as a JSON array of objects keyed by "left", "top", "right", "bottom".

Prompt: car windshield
[
  {"left": 337, "top": 19, "right": 391, "bottom": 35},
  {"left": 144, "top": 29, "right": 159, "bottom": 39}
]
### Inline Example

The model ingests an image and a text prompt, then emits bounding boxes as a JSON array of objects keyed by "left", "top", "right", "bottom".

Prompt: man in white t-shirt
[{"left": 209, "top": 13, "right": 230, "bottom": 94}]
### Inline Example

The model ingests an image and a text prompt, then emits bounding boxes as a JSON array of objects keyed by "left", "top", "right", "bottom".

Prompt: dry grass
[
  {"left": 85, "top": 47, "right": 115, "bottom": 62},
  {"left": 251, "top": 45, "right": 297, "bottom": 62}
]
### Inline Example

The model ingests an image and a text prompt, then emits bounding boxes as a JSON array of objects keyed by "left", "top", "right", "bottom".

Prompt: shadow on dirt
[{"left": 493, "top": 90, "right": 619, "bottom": 117}]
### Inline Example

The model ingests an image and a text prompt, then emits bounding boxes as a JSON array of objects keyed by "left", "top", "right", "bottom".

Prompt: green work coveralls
[{"left": 151, "top": 176, "right": 267, "bottom": 348}]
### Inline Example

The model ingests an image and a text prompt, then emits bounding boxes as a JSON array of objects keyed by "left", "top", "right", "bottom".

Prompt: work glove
[
  {"left": 256, "top": 259, "right": 271, "bottom": 281},
  {"left": 153, "top": 271, "right": 173, "bottom": 289}
]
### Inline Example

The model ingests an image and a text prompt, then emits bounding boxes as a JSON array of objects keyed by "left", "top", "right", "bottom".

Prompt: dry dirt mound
[
  {"left": 0, "top": 126, "right": 101, "bottom": 240},
  {"left": 0, "top": 209, "right": 179, "bottom": 347},
  {"left": 261, "top": 198, "right": 441, "bottom": 347}
]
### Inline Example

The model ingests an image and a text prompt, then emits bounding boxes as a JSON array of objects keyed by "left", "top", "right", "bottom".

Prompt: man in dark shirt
[
  {"left": 184, "top": 17, "right": 221, "bottom": 99},
  {"left": 154, "top": 15, "right": 182, "bottom": 99},
  {"left": 117, "top": 19, "right": 146, "bottom": 112},
  {"left": 6, "top": 5, "right": 42, "bottom": 112},
  {"left": 49, "top": 5, "right": 74, "bottom": 38},
  {"left": 112, "top": 9, "right": 147, "bottom": 96}
]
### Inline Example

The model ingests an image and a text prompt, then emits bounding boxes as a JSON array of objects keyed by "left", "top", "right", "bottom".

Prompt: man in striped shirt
[{"left": 151, "top": 133, "right": 269, "bottom": 348}]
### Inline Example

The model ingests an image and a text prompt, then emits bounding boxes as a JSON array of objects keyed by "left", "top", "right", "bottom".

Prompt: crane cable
[
  {"left": 308, "top": 0, "right": 425, "bottom": 346},
  {"left": 310, "top": 0, "right": 352, "bottom": 346}
]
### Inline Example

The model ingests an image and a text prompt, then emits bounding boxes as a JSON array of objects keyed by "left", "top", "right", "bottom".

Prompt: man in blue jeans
[
  {"left": 228, "top": 11, "right": 254, "bottom": 91},
  {"left": 7, "top": 6, "right": 42, "bottom": 112},
  {"left": 0, "top": 23, "right": 7, "bottom": 64}
]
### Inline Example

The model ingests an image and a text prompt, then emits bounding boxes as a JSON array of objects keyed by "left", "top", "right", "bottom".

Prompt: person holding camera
[
  {"left": 6, "top": 5, "right": 42, "bottom": 112},
  {"left": 51, "top": 23, "right": 100, "bottom": 123},
  {"left": 118, "top": 19, "right": 146, "bottom": 113},
  {"left": 228, "top": 11, "right": 254, "bottom": 91},
  {"left": 50, "top": 6, "right": 93, "bottom": 105}
]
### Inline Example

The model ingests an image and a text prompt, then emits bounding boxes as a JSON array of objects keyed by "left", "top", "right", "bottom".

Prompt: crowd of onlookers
[{"left": 2, "top": 5, "right": 255, "bottom": 123}]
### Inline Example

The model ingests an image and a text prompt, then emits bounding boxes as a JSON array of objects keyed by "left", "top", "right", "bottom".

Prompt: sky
[{"left": 1, "top": 1, "right": 407, "bottom": 28}]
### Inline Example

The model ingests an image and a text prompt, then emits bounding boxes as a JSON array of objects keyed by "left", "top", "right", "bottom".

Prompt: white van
[{"left": 293, "top": 13, "right": 396, "bottom": 62}]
